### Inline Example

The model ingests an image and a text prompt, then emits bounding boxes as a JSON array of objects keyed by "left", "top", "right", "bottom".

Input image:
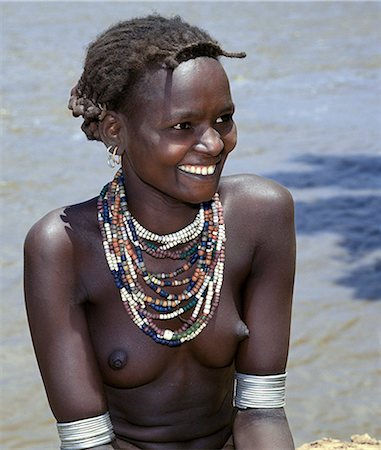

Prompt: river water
[{"left": 1, "top": 1, "right": 380, "bottom": 448}]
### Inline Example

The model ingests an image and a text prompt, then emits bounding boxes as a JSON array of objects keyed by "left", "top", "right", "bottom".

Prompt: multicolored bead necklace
[{"left": 97, "top": 169, "right": 226, "bottom": 347}]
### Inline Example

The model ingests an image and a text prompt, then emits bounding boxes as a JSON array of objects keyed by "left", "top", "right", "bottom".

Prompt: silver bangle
[
  {"left": 233, "top": 372, "right": 287, "bottom": 409},
  {"left": 56, "top": 412, "right": 115, "bottom": 449}
]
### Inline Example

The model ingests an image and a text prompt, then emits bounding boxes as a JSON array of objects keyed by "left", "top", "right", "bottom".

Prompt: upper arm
[
  {"left": 235, "top": 181, "right": 296, "bottom": 375},
  {"left": 24, "top": 210, "right": 107, "bottom": 422}
]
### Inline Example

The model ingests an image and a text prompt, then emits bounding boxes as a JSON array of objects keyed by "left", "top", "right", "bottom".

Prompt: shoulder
[
  {"left": 24, "top": 198, "right": 98, "bottom": 260},
  {"left": 219, "top": 175, "right": 296, "bottom": 278},
  {"left": 219, "top": 173, "right": 294, "bottom": 224},
  {"left": 24, "top": 198, "right": 99, "bottom": 308}
]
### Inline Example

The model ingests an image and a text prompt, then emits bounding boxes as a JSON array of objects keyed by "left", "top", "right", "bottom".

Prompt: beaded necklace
[{"left": 97, "top": 169, "right": 226, "bottom": 346}]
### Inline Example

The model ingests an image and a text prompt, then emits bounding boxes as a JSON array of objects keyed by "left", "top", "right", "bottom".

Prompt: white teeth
[{"left": 178, "top": 164, "right": 216, "bottom": 175}]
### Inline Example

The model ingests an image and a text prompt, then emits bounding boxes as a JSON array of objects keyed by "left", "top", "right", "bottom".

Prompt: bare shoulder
[
  {"left": 24, "top": 197, "right": 98, "bottom": 259},
  {"left": 219, "top": 173, "right": 294, "bottom": 224},
  {"left": 24, "top": 198, "right": 99, "bottom": 308}
]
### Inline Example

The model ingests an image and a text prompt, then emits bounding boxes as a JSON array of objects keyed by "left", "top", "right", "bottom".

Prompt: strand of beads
[
  {"left": 97, "top": 168, "right": 226, "bottom": 346},
  {"left": 131, "top": 207, "right": 204, "bottom": 250},
  {"left": 140, "top": 240, "right": 199, "bottom": 260}
]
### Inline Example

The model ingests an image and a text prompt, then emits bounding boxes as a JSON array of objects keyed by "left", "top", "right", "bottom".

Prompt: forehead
[{"left": 133, "top": 57, "right": 233, "bottom": 116}]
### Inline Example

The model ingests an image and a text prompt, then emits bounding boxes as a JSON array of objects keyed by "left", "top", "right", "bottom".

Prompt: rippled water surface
[{"left": 1, "top": 2, "right": 380, "bottom": 448}]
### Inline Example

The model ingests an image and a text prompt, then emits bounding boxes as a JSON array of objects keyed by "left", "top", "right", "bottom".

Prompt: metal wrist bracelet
[
  {"left": 56, "top": 411, "right": 115, "bottom": 449},
  {"left": 233, "top": 372, "right": 287, "bottom": 409}
]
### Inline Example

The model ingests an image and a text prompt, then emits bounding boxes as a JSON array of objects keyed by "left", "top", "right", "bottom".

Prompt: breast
[
  {"left": 187, "top": 297, "right": 250, "bottom": 368},
  {"left": 86, "top": 275, "right": 248, "bottom": 388}
]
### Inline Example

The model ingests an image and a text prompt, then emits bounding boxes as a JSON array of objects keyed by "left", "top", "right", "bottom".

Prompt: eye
[
  {"left": 173, "top": 122, "right": 191, "bottom": 130},
  {"left": 215, "top": 114, "right": 233, "bottom": 124}
]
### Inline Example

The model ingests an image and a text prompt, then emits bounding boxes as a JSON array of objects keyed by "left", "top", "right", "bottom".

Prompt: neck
[{"left": 122, "top": 167, "right": 200, "bottom": 235}]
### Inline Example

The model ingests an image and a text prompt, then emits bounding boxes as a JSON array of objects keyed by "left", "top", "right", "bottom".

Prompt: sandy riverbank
[{"left": 297, "top": 434, "right": 381, "bottom": 449}]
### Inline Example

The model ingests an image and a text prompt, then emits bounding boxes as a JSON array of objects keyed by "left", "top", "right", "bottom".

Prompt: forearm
[
  {"left": 87, "top": 438, "right": 140, "bottom": 449},
  {"left": 88, "top": 444, "right": 117, "bottom": 450},
  {"left": 233, "top": 408, "right": 294, "bottom": 450}
]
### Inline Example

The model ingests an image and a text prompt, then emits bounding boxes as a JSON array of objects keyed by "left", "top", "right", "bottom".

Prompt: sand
[{"left": 297, "top": 434, "right": 381, "bottom": 449}]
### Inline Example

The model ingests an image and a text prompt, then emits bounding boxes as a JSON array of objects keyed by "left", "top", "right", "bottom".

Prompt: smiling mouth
[{"left": 178, "top": 164, "right": 217, "bottom": 176}]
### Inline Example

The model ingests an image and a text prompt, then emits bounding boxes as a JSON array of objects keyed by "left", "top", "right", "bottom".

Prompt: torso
[{"left": 60, "top": 174, "right": 272, "bottom": 449}]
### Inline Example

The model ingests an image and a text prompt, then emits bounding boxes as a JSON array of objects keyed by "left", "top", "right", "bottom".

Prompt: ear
[{"left": 98, "top": 112, "right": 125, "bottom": 155}]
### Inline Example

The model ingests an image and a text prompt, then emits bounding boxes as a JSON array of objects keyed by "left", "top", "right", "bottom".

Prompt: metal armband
[
  {"left": 56, "top": 412, "right": 115, "bottom": 449},
  {"left": 233, "top": 372, "right": 287, "bottom": 409}
]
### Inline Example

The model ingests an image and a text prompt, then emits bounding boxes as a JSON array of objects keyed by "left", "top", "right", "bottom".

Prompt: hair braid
[{"left": 68, "top": 14, "right": 246, "bottom": 141}]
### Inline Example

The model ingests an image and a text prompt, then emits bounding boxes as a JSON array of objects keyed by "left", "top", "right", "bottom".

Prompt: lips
[{"left": 178, "top": 164, "right": 217, "bottom": 176}]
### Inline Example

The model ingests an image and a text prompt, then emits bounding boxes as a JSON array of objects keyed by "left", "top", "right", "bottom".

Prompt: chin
[{"left": 182, "top": 188, "right": 219, "bottom": 205}]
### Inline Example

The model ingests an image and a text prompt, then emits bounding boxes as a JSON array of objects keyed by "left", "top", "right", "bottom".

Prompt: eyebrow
[{"left": 164, "top": 103, "right": 235, "bottom": 123}]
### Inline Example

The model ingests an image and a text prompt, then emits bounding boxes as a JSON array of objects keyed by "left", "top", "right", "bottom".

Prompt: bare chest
[
  {"left": 76, "top": 206, "right": 253, "bottom": 388},
  {"left": 86, "top": 276, "right": 247, "bottom": 387}
]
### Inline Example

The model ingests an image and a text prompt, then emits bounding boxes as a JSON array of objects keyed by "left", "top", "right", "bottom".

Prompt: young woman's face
[{"left": 121, "top": 57, "right": 237, "bottom": 204}]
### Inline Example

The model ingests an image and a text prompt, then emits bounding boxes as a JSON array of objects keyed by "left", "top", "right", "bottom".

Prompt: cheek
[
  {"left": 152, "top": 135, "right": 191, "bottom": 165},
  {"left": 166, "top": 145, "right": 190, "bottom": 164},
  {"left": 224, "top": 123, "right": 238, "bottom": 154}
]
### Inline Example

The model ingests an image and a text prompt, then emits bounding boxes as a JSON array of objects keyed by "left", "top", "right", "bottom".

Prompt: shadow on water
[
  {"left": 266, "top": 154, "right": 381, "bottom": 301},
  {"left": 269, "top": 155, "right": 381, "bottom": 190}
]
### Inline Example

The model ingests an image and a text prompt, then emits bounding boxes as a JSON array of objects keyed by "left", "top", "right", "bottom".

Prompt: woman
[{"left": 24, "top": 15, "right": 296, "bottom": 450}]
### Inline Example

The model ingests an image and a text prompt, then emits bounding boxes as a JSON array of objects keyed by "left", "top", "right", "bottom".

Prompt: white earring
[{"left": 106, "top": 145, "right": 121, "bottom": 168}]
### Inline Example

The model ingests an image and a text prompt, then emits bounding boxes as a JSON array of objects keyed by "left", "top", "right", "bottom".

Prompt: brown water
[{"left": 1, "top": 2, "right": 380, "bottom": 448}]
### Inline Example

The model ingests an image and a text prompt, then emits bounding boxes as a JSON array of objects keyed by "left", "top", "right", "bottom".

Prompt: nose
[{"left": 193, "top": 126, "right": 224, "bottom": 156}]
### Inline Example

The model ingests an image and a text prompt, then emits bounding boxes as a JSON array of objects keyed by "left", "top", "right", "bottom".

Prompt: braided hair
[{"left": 68, "top": 15, "right": 246, "bottom": 141}]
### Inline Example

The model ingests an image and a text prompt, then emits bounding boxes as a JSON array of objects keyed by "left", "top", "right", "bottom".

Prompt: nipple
[
  {"left": 236, "top": 321, "right": 250, "bottom": 340},
  {"left": 108, "top": 349, "right": 127, "bottom": 370}
]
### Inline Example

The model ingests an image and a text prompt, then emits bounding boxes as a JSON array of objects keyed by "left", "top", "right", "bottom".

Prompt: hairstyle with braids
[{"left": 68, "top": 14, "right": 246, "bottom": 141}]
